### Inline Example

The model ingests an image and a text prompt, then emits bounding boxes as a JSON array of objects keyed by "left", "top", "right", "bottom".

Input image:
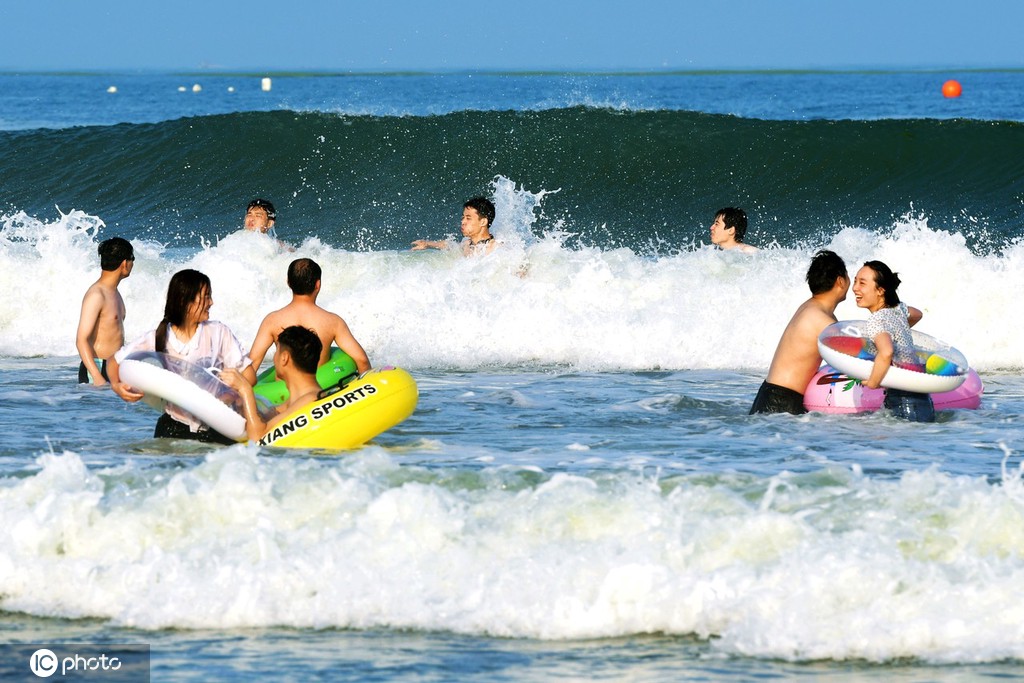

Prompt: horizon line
[{"left": 2, "top": 65, "right": 1022, "bottom": 78}]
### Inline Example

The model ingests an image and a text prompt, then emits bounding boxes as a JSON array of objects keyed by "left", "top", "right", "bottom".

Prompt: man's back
[
  {"left": 267, "top": 300, "right": 345, "bottom": 364},
  {"left": 246, "top": 257, "right": 372, "bottom": 381},
  {"left": 764, "top": 297, "right": 837, "bottom": 394},
  {"left": 249, "top": 297, "right": 370, "bottom": 374}
]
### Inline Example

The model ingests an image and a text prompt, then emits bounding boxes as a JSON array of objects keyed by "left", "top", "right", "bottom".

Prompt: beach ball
[
  {"left": 926, "top": 353, "right": 960, "bottom": 376},
  {"left": 942, "top": 80, "right": 962, "bottom": 98}
]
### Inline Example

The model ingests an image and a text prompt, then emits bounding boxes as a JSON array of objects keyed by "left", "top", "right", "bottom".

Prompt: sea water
[{"left": 2, "top": 71, "right": 1024, "bottom": 680}]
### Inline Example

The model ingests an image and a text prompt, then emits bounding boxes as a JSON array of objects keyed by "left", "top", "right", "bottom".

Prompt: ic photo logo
[
  {"left": 27, "top": 647, "right": 127, "bottom": 678},
  {"left": 29, "top": 648, "right": 58, "bottom": 678}
]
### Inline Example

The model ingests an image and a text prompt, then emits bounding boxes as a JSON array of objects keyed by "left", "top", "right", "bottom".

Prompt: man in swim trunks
[
  {"left": 244, "top": 258, "right": 371, "bottom": 382},
  {"left": 411, "top": 196, "right": 498, "bottom": 255},
  {"left": 750, "top": 249, "right": 849, "bottom": 415},
  {"left": 76, "top": 237, "right": 134, "bottom": 385},
  {"left": 222, "top": 326, "right": 324, "bottom": 441}
]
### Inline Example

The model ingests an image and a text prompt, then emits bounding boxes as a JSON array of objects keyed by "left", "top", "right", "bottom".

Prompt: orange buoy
[{"left": 942, "top": 80, "right": 962, "bottom": 98}]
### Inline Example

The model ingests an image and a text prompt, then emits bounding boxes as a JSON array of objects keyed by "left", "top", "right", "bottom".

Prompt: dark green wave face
[{"left": 3, "top": 108, "right": 1023, "bottom": 252}]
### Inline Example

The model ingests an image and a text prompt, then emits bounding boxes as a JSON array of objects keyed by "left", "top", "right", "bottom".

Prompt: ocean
[{"left": 1, "top": 70, "right": 1024, "bottom": 681}]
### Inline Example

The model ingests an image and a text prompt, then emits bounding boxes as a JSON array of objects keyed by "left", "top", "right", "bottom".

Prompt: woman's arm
[
  {"left": 107, "top": 331, "right": 155, "bottom": 402},
  {"left": 864, "top": 332, "right": 894, "bottom": 390},
  {"left": 106, "top": 356, "right": 145, "bottom": 402}
]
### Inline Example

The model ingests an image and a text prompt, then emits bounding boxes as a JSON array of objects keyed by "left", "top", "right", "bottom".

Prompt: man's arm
[
  {"left": 244, "top": 315, "right": 278, "bottom": 385},
  {"left": 411, "top": 239, "right": 448, "bottom": 251},
  {"left": 221, "top": 369, "right": 271, "bottom": 441},
  {"left": 332, "top": 317, "right": 371, "bottom": 373},
  {"left": 75, "top": 288, "right": 107, "bottom": 386}
]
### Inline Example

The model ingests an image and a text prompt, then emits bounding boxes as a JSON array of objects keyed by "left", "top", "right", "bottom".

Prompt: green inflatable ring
[{"left": 253, "top": 347, "right": 359, "bottom": 405}]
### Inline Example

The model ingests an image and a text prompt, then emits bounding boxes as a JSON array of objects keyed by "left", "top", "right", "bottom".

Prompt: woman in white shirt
[
  {"left": 107, "top": 269, "right": 251, "bottom": 443},
  {"left": 852, "top": 260, "right": 934, "bottom": 422}
]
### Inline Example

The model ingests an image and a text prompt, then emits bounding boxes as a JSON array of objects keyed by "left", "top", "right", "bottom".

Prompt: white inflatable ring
[
  {"left": 817, "top": 320, "right": 969, "bottom": 394},
  {"left": 119, "top": 352, "right": 247, "bottom": 441}
]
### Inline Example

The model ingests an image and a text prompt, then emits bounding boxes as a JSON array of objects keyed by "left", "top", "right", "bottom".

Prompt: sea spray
[
  {"left": 3, "top": 204, "right": 1023, "bottom": 370},
  {"left": 3, "top": 448, "right": 1024, "bottom": 663}
]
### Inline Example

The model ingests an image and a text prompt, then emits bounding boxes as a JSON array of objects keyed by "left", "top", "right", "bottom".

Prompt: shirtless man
[
  {"left": 223, "top": 325, "right": 323, "bottom": 441},
  {"left": 750, "top": 249, "right": 849, "bottom": 414},
  {"left": 76, "top": 237, "right": 134, "bottom": 385},
  {"left": 710, "top": 207, "right": 758, "bottom": 253},
  {"left": 411, "top": 196, "right": 498, "bottom": 256},
  {"left": 245, "top": 258, "right": 371, "bottom": 383}
]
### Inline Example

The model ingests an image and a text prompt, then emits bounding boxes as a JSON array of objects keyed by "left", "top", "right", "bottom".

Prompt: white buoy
[
  {"left": 192, "top": 83, "right": 202, "bottom": 92},
  {"left": 227, "top": 86, "right": 235, "bottom": 93},
  {"left": 261, "top": 77, "right": 272, "bottom": 92},
  {"left": 106, "top": 86, "right": 117, "bottom": 93},
  {"left": 178, "top": 86, "right": 187, "bottom": 92}
]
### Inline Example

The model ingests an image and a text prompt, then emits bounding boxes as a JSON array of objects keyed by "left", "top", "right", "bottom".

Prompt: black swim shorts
[
  {"left": 154, "top": 413, "right": 237, "bottom": 445},
  {"left": 78, "top": 359, "right": 109, "bottom": 384},
  {"left": 749, "top": 381, "right": 807, "bottom": 415}
]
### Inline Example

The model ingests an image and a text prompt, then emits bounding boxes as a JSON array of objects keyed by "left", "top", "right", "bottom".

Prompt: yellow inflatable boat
[
  {"left": 257, "top": 366, "right": 418, "bottom": 449},
  {"left": 119, "top": 352, "right": 418, "bottom": 450}
]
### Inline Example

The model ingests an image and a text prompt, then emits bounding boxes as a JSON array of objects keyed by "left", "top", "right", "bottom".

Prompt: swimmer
[
  {"left": 411, "top": 196, "right": 498, "bottom": 256},
  {"left": 107, "top": 269, "right": 252, "bottom": 444},
  {"left": 222, "top": 325, "right": 323, "bottom": 441},
  {"left": 76, "top": 237, "right": 134, "bottom": 386},
  {"left": 710, "top": 207, "right": 757, "bottom": 253},
  {"left": 244, "top": 198, "right": 277, "bottom": 235},
  {"left": 245, "top": 258, "right": 371, "bottom": 381},
  {"left": 750, "top": 250, "right": 849, "bottom": 415},
  {"left": 853, "top": 260, "right": 933, "bottom": 422}
]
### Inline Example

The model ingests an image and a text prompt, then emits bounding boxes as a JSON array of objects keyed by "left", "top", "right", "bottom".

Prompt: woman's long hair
[
  {"left": 155, "top": 269, "right": 211, "bottom": 352},
  {"left": 863, "top": 260, "right": 902, "bottom": 307}
]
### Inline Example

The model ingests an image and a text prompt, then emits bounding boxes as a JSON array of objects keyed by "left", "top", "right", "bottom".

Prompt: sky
[{"left": 2, "top": 0, "right": 1022, "bottom": 72}]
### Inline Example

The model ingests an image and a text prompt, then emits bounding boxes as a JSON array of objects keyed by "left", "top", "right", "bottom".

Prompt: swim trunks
[
  {"left": 883, "top": 388, "right": 936, "bottom": 423},
  {"left": 78, "top": 359, "right": 109, "bottom": 384},
  {"left": 749, "top": 381, "right": 807, "bottom": 415},
  {"left": 154, "top": 414, "right": 237, "bottom": 445}
]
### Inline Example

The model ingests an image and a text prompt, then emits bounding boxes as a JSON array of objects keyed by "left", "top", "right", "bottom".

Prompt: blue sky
[{"left": 2, "top": 0, "right": 1021, "bottom": 71}]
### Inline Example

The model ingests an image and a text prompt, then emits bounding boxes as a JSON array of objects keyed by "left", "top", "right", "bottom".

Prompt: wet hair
[
  {"left": 155, "top": 269, "right": 211, "bottom": 353},
  {"left": 715, "top": 207, "right": 748, "bottom": 243},
  {"left": 287, "top": 258, "right": 321, "bottom": 295},
  {"left": 806, "top": 250, "right": 848, "bottom": 295},
  {"left": 98, "top": 237, "right": 134, "bottom": 271},
  {"left": 277, "top": 325, "right": 322, "bottom": 375},
  {"left": 862, "top": 260, "right": 902, "bottom": 307},
  {"left": 464, "top": 197, "right": 496, "bottom": 230},
  {"left": 246, "top": 198, "right": 276, "bottom": 221}
]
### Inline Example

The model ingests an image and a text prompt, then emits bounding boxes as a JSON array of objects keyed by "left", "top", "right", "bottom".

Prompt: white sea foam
[
  {"left": 3, "top": 449, "right": 1024, "bottom": 663},
  {"left": 2, "top": 194, "right": 1022, "bottom": 371}
]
